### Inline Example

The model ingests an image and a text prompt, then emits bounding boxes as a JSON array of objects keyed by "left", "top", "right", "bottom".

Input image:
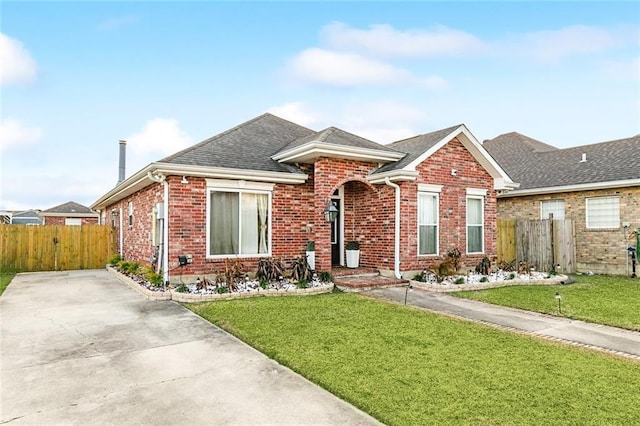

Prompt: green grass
[
  {"left": 452, "top": 275, "right": 640, "bottom": 331},
  {"left": 0, "top": 273, "right": 15, "bottom": 296},
  {"left": 187, "top": 293, "right": 640, "bottom": 425}
]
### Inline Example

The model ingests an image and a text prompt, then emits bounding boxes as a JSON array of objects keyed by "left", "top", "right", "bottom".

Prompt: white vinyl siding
[
  {"left": 586, "top": 197, "right": 619, "bottom": 229},
  {"left": 541, "top": 199, "right": 565, "bottom": 219},
  {"left": 418, "top": 192, "right": 439, "bottom": 255}
]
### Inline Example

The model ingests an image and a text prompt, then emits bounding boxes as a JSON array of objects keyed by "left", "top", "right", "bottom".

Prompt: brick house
[
  {"left": 41, "top": 201, "right": 100, "bottom": 225},
  {"left": 484, "top": 132, "right": 640, "bottom": 275},
  {"left": 91, "top": 114, "right": 515, "bottom": 284}
]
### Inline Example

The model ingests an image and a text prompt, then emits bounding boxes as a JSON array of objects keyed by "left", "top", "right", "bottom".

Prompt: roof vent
[{"left": 580, "top": 153, "right": 587, "bottom": 163}]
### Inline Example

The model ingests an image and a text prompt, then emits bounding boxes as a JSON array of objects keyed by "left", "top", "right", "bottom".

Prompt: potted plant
[
  {"left": 345, "top": 240, "right": 360, "bottom": 268},
  {"left": 305, "top": 240, "right": 315, "bottom": 271}
]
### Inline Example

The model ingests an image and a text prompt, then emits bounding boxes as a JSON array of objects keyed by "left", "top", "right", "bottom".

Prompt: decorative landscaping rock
[{"left": 411, "top": 270, "right": 570, "bottom": 293}]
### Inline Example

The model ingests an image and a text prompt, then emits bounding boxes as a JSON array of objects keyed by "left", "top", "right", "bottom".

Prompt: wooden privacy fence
[
  {"left": 497, "top": 219, "right": 576, "bottom": 274},
  {"left": 0, "top": 225, "right": 117, "bottom": 272}
]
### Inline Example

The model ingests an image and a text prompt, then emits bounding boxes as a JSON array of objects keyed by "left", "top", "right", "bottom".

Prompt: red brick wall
[
  {"left": 44, "top": 216, "right": 99, "bottom": 225},
  {"left": 104, "top": 137, "right": 497, "bottom": 280},
  {"left": 399, "top": 137, "right": 497, "bottom": 273}
]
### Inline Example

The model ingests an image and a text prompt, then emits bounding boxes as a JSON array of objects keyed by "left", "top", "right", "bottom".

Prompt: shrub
[
  {"left": 256, "top": 258, "right": 284, "bottom": 282},
  {"left": 175, "top": 284, "right": 189, "bottom": 293},
  {"left": 216, "top": 286, "right": 229, "bottom": 294},
  {"left": 318, "top": 271, "right": 333, "bottom": 283},
  {"left": 413, "top": 273, "right": 425, "bottom": 282},
  {"left": 480, "top": 276, "right": 489, "bottom": 283},
  {"left": 454, "top": 277, "right": 465, "bottom": 285},
  {"left": 148, "top": 272, "right": 164, "bottom": 287},
  {"left": 346, "top": 241, "right": 360, "bottom": 250},
  {"left": 446, "top": 247, "right": 462, "bottom": 271},
  {"left": 290, "top": 256, "right": 312, "bottom": 283},
  {"left": 296, "top": 279, "right": 309, "bottom": 289},
  {"left": 259, "top": 279, "right": 269, "bottom": 289},
  {"left": 108, "top": 253, "right": 122, "bottom": 266}
]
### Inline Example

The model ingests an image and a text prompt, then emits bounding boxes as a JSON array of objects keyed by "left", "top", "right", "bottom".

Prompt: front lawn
[
  {"left": 452, "top": 274, "right": 640, "bottom": 331},
  {"left": 187, "top": 293, "right": 640, "bottom": 425},
  {"left": 0, "top": 273, "right": 15, "bottom": 296}
]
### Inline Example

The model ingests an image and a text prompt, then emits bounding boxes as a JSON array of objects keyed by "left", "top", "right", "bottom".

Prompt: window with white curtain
[
  {"left": 208, "top": 189, "right": 270, "bottom": 256},
  {"left": 586, "top": 196, "right": 619, "bottom": 229},
  {"left": 541, "top": 199, "right": 565, "bottom": 219},
  {"left": 466, "top": 196, "right": 484, "bottom": 253},
  {"left": 418, "top": 192, "right": 439, "bottom": 255}
]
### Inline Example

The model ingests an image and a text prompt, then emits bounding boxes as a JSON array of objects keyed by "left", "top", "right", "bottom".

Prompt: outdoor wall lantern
[{"left": 323, "top": 201, "right": 339, "bottom": 223}]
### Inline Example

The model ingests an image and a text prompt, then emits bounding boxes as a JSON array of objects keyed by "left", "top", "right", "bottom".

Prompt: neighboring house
[
  {"left": 484, "top": 132, "right": 640, "bottom": 275},
  {"left": 10, "top": 210, "right": 43, "bottom": 225},
  {"left": 41, "top": 201, "right": 100, "bottom": 225},
  {"left": 92, "top": 113, "right": 515, "bottom": 284}
]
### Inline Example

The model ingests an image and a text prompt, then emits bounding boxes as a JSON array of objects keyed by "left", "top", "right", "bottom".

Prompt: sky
[{"left": 1, "top": 1, "right": 639, "bottom": 211}]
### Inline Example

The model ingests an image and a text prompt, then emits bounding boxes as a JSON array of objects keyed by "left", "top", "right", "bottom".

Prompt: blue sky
[{"left": 1, "top": 1, "right": 639, "bottom": 211}]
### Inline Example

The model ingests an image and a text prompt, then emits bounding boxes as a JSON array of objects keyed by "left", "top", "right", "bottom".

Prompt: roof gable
[
  {"left": 272, "top": 127, "right": 404, "bottom": 164},
  {"left": 371, "top": 124, "right": 516, "bottom": 190},
  {"left": 42, "top": 201, "right": 96, "bottom": 215}
]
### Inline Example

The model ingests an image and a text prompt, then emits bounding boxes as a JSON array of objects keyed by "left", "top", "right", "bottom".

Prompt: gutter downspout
[
  {"left": 384, "top": 177, "right": 402, "bottom": 279},
  {"left": 148, "top": 171, "right": 169, "bottom": 286}
]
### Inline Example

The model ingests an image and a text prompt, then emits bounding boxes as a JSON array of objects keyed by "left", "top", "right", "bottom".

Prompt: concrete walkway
[
  {"left": 0, "top": 270, "right": 380, "bottom": 425},
  {"left": 366, "top": 287, "right": 640, "bottom": 360}
]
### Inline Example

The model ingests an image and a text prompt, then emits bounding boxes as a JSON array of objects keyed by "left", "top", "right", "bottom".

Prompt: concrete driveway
[{"left": 1, "top": 270, "right": 380, "bottom": 425}]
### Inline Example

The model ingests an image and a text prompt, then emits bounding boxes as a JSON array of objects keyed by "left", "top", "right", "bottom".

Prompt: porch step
[
  {"left": 331, "top": 266, "right": 379, "bottom": 278},
  {"left": 333, "top": 273, "right": 409, "bottom": 293}
]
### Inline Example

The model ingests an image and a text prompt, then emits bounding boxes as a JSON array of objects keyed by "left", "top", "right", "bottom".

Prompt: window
[
  {"left": 541, "top": 199, "right": 565, "bottom": 219},
  {"left": 418, "top": 192, "right": 439, "bottom": 255},
  {"left": 207, "top": 189, "right": 270, "bottom": 256},
  {"left": 586, "top": 196, "right": 619, "bottom": 229},
  {"left": 466, "top": 196, "right": 484, "bottom": 253},
  {"left": 128, "top": 202, "right": 133, "bottom": 227},
  {"left": 65, "top": 218, "right": 82, "bottom": 226}
]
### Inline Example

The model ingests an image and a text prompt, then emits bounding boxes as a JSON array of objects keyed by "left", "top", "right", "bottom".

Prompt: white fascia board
[
  {"left": 153, "top": 163, "right": 308, "bottom": 184},
  {"left": 272, "top": 142, "right": 405, "bottom": 164},
  {"left": 91, "top": 162, "right": 308, "bottom": 210},
  {"left": 404, "top": 124, "right": 515, "bottom": 190},
  {"left": 498, "top": 178, "right": 640, "bottom": 198},
  {"left": 367, "top": 169, "right": 418, "bottom": 184}
]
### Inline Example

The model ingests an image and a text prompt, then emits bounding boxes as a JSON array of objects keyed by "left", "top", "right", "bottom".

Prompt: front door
[{"left": 330, "top": 199, "right": 341, "bottom": 265}]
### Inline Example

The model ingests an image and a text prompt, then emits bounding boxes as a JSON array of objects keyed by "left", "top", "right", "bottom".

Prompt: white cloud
[
  {"left": 98, "top": 15, "right": 139, "bottom": 31},
  {"left": 0, "top": 33, "right": 37, "bottom": 86},
  {"left": 127, "top": 118, "right": 192, "bottom": 156},
  {"left": 287, "top": 48, "right": 444, "bottom": 88},
  {"left": 267, "top": 102, "right": 321, "bottom": 127},
  {"left": 124, "top": 118, "right": 193, "bottom": 176},
  {"left": 338, "top": 101, "right": 427, "bottom": 143},
  {"left": 601, "top": 56, "right": 640, "bottom": 81},
  {"left": 321, "top": 22, "right": 486, "bottom": 58},
  {"left": 513, "top": 25, "right": 621, "bottom": 62},
  {"left": 0, "top": 117, "right": 42, "bottom": 151}
]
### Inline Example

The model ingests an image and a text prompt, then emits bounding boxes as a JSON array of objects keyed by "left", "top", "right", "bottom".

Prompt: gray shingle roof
[
  {"left": 160, "top": 113, "right": 315, "bottom": 173},
  {"left": 43, "top": 201, "right": 95, "bottom": 214},
  {"left": 484, "top": 132, "right": 640, "bottom": 190},
  {"left": 374, "top": 124, "right": 462, "bottom": 173},
  {"left": 279, "top": 126, "right": 401, "bottom": 154}
]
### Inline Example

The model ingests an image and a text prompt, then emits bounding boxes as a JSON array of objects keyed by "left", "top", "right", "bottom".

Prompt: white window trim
[
  {"left": 65, "top": 218, "right": 82, "bottom": 226},
  {"left": 466, "top": 188, "right": 488, "bottom": 196},
  {"left": 206, "top": 185, "right": 273, "bottom": 259},
  {"left": 585, "top": 196, "right": 620, "bottom": 229},
  {"left": 417, "top": 191, "right": 439, "bottom": 256},
  {"left": 540, "top": 199, "right": 565, "bottom": 220},
  {"left": 466, "top": 195, "right": 484, "bottom": 254},
  {"left": 418, "top": 183, "right": 443, "bottom": 193}
]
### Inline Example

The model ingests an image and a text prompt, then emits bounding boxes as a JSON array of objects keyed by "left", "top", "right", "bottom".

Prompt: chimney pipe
[{"left": 118, "top": 140, "right": 126, "bottom": 183}]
